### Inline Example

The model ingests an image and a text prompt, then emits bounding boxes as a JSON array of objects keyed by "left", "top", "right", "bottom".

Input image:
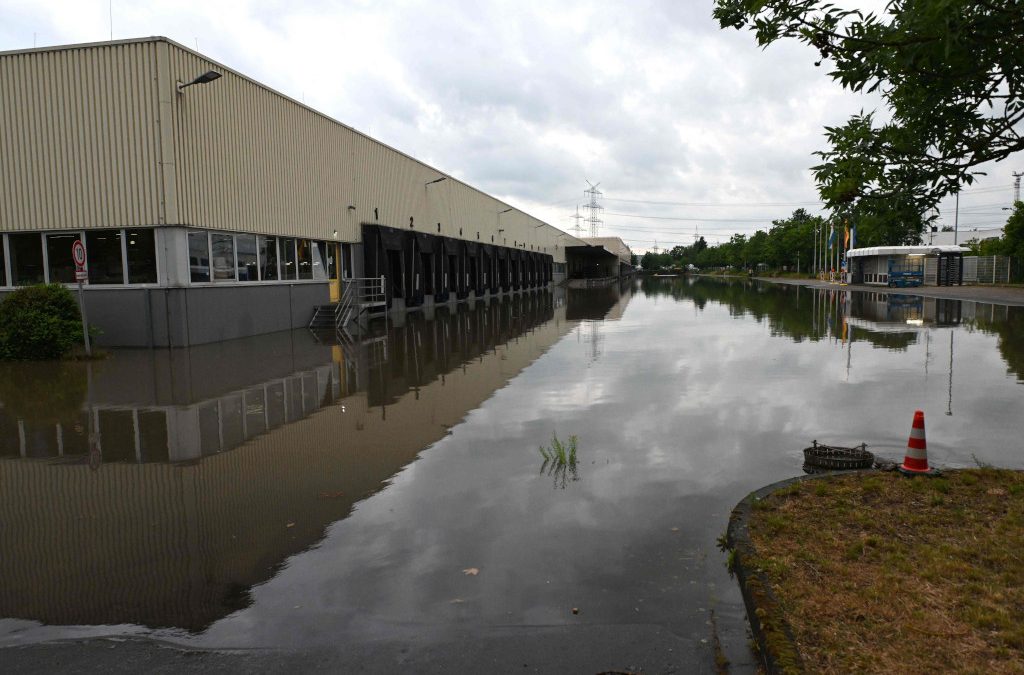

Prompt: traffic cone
[{"left": 899, "top": 410, "right": 936, "bottom": 476}]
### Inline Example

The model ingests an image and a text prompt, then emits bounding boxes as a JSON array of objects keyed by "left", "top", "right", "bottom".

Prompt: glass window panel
[
  {"left": 211, "top": 234, "right": 236, "bottom": 282},
  {"left": 303, "top": 372, "right": 318, "bottom": 412},
  {"left": 236, "top": 235, "right": 258, "bottom": 281},
  {"left": 220, "top": 395, "right": 244, "bottom": 451},
  {"left": 313, "top": 241, "right": 328, "bottom": 281},
  {"left": 287, "top": 376, "right": 303, "bottom": 421},
  {"left": 138, "top": 410, "right": 169, "bottom": 462},
  {"left": 0, "top": 412, "right": 21, "bottom": 457},
  {"left": 199, "top": 403, "right": 220, "bottom": 455},
  {"left": 60, "top": 413, "right": 90, "bottom": 456},
  {"left": 342, "top": 243, "right": 352, "bottom": 279},
  {"left": 244, "top": 388, "right": 267, "bottom": 438},
  {"left": 297, "top": 239, "right": 313, "bottom": 280},
  {"left": 126, "top": 229, "right": 157, "bottom": 284},
  {"left": 85, "top": 230, "right": 124, "bottom": 284},
  {"left": 266, "top": 382, "right": 285, "bottom": 429},
  {"left": 24, "top": 423, "right": 59, "bottom": 458},
  {"left": 281, "top": 238, "right": 297, "bottom": 280},
  {"left": 9, "top": 233, "right": 44, "bottom": 286},
  {"left": 46, "top": 233, "right": 81, "bottom": 284},
  {"left": 188, "top": 231, "right": 210, "bottom": 282},
  {"left": 0, "top": 236, "right": 6, "bottom": 285},
  {"left": 258, "top": 236, "right": 279, "bottom": 281},
  {"left": 98, "top": 410, "right": 135, "bottom": 462},
  {"left": 326, "top": 242, "right": 337, "bottom": 279}
]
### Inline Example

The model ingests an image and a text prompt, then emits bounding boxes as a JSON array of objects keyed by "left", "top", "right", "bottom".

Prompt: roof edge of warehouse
[{"left": 0, "top": 36, "right": 569, "bottom": 241}]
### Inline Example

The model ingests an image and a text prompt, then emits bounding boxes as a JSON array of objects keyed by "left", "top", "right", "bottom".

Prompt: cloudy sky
[{"left": 1, "top": 0, "right": 1019, "bottom": 251}]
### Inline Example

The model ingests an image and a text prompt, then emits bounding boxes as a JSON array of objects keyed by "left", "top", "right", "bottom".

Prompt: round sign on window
[{"left": 72, "top": 240, "right": 86, "bottom": 269}]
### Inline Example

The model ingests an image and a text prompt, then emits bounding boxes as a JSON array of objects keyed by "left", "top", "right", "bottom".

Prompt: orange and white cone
[{"left": 899, "top": 410, "right": 936, "bottom": 475}]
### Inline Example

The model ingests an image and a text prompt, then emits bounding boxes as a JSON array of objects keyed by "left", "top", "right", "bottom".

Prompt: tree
[
  {"left": 1002, "top": 201, "right": 1024, "bottom": 265},
  {"left": 713, "top": 1, "right": 1024, "bottom": 226}
]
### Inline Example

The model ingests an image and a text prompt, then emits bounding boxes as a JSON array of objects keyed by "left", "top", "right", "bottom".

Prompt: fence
[{"left": 962, "top": 256, "right": 1011, "bottom": 284}]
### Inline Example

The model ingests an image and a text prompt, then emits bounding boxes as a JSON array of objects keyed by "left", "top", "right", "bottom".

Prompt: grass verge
[{"left": 741, "top": 469, "right": 1024, "bottom": 673}]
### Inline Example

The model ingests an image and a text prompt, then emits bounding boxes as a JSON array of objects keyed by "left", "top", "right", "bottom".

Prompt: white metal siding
[{"left": 0, "top": 42, "right": 164, "bottom": 231}]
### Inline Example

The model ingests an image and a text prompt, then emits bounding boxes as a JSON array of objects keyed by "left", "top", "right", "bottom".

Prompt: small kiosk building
[{"left": 847, "top": 245, "right": 969, "bottom": 287}]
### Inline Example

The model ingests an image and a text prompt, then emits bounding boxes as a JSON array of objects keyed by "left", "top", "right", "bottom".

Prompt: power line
[
  {"left": 604, "top": 197, "right": 825, "bottom": 207},
  {"left": 605, "top": 211, "right": 785, "bottom": 223}
]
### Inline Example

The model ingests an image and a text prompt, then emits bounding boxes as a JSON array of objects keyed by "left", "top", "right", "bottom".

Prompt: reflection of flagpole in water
[
  {"left": 924, "top": 330, "right": 930, "bottom": 379},
  {"left": 846, "top": 323, "right": 853, "bottom": 381},
  {"left": 947, "top": 330, "right": 954, "bottom": 416}
]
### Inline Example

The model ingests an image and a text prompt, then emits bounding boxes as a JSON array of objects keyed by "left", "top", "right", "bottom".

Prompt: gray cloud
[{"left": 3, "top": 0, "right": 1018, "bottom": 249}]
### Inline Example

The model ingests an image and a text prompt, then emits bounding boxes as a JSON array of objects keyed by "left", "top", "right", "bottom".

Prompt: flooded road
[{"left": 1, "top": 278, "right": 1022, "bottom": 671}]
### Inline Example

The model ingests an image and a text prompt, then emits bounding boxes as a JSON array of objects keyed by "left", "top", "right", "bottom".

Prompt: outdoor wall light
[
  {"left": 177, "top": 70, "right": 222, "bottom": 92},
  {"left": 426, "top": 177, "right": 447, "bottom": 185}
]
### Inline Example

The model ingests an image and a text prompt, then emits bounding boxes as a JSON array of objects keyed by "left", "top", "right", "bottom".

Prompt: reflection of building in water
[
  {"left": 0, "top": 291, "right": 567, "bottom": 633},
  {"left": 565, "top": 280, "right": 634, "bottom": 362}
]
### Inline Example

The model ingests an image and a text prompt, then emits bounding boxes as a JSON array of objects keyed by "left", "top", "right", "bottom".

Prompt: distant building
[
  {"left": 564, "top": 237, "right": 636, "bottom": 286},
  {"left": 928, "top": 227, "right": 1003, "bottom": 246}
]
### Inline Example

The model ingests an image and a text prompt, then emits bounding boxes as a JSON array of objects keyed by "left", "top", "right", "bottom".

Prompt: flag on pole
[
  {"left": 827, "top": 226, "right": 836, "bottom": 250},
  {"left": 850, "top": 224, "right": 857, "bottom": 250},
  {"left": 843, "top": 225, "right": 850, "bottom": 250}
]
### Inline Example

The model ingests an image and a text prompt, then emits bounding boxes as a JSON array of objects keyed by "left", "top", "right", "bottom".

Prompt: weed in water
[
  {"left": 538, "top": 433, "right": 580, "bottom": 488},
  {"left": 541, "top": 432, "right": 578, "bottom": 466}
]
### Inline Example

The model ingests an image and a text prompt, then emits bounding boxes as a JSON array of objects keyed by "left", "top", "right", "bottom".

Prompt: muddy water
[{"left": 1, "top": 278, "right": 1022, "bottom": 670}]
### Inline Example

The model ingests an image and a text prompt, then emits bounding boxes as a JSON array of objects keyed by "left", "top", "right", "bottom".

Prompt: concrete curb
[{"left": 725, "top": 470, "right": 879, "bottom": 674}]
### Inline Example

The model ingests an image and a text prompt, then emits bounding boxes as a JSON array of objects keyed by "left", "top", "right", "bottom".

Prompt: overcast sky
[{"left": 2, "top": 0, "right": 1019, "bottom": 252}]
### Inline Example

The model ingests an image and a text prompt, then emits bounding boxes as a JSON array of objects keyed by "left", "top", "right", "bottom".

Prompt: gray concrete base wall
[{"left": 0, "top": 283, "right": 329, "bottom": 348}]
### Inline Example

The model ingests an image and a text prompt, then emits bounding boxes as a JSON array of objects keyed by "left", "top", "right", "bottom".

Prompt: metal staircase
[{"left": 308, "top": 276, "right": 387, "bottom": 332}]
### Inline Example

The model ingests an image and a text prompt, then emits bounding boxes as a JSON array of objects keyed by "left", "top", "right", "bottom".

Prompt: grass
[
  {"left": 538, "top": 433, "right": 579, "bottom": 489},
  {"left": 742, "top": 469, "right": 1024, "bottom": 674},
  {"left": 539, "top": 432, "right": 578, "bottom": 466}
]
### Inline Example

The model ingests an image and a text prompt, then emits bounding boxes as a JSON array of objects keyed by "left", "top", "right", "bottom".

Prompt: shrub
[{"left": 0, "top": 284, "right": 84, "bottom": 360}]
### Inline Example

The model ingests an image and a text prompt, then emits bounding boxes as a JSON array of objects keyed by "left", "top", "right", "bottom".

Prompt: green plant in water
[
  {"left": 539, "top": 433, "right": 578, "bottom": 467},
  {"left": 538, "top": 433, "right": 580, "bottom": 489}
]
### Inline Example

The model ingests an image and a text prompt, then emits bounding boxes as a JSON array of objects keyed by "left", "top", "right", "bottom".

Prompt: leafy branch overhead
[{"left": 713, "top": 0, "right": 1024, "bottom": 218}]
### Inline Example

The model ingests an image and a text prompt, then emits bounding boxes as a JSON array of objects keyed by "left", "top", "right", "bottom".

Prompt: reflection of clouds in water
[{"left": 189, "top": 282, "right": 1024, "bottom": 651}]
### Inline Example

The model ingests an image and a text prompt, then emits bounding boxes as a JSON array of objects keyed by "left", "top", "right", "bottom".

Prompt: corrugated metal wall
[
  {"left": 1, "top": 38, "right": 579, "bottom": 262},
  {"left": 0, "top": 41, "right": 165, "bottom": 231},
  {"left": 168, "top": 44, "right": 358, "bottom": 241}
]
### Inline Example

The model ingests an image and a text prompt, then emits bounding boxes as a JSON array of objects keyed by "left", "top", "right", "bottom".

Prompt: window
[
  {"left": 236, "top": 235, "right": 258, "bottom": 281},
  {"left": 342, "top": 243, "right": 353, "bottom": 279},
  {"left": 86, "top": 231, "right": 124, "bottom": 284},
  {"left": 126, "top": 229, "right": 157, "bottom": 283},
  {"left": 297, "top": 239, "right": 313, "bottom": 280},
  {"left": 312, "top": 241, "right": 328, "bottom": 281},
  {"left": 258, "top": 235, "right": 279, "bottom": 280},
  {"left": 326, "top": 242, "right": 338, "bottom": 280},
  {"left": 0, "top": 237, "right": 6, "bottom": 285},
  {"left": 281, "top": 238, "right": 297, "bottom": 280},
  {"left": 188, "top": 232, "right": 210, "bottom": 282},
  {"left": 211, "top": 233, "right": 235, "bottom": 282},
  {"left": 46, "top": 233, "right": 80, "bottom": 283},
  {"left": 9, "top": 233, "right": 44, "bottom": 286}
]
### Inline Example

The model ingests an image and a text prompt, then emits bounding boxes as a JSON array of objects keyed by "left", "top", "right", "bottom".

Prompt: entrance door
[{"left": 329, "top": 243, "right": 341, "bottom": 302}]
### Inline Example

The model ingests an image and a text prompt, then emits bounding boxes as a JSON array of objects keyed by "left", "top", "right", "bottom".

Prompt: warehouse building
[{"left": 0, "top": 37, "right": 582, "bottom": 347}]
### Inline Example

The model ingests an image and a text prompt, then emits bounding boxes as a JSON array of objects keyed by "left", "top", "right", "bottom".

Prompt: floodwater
[{"left": 1, "top": 278, "right": 1022, "bottom": 670}]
